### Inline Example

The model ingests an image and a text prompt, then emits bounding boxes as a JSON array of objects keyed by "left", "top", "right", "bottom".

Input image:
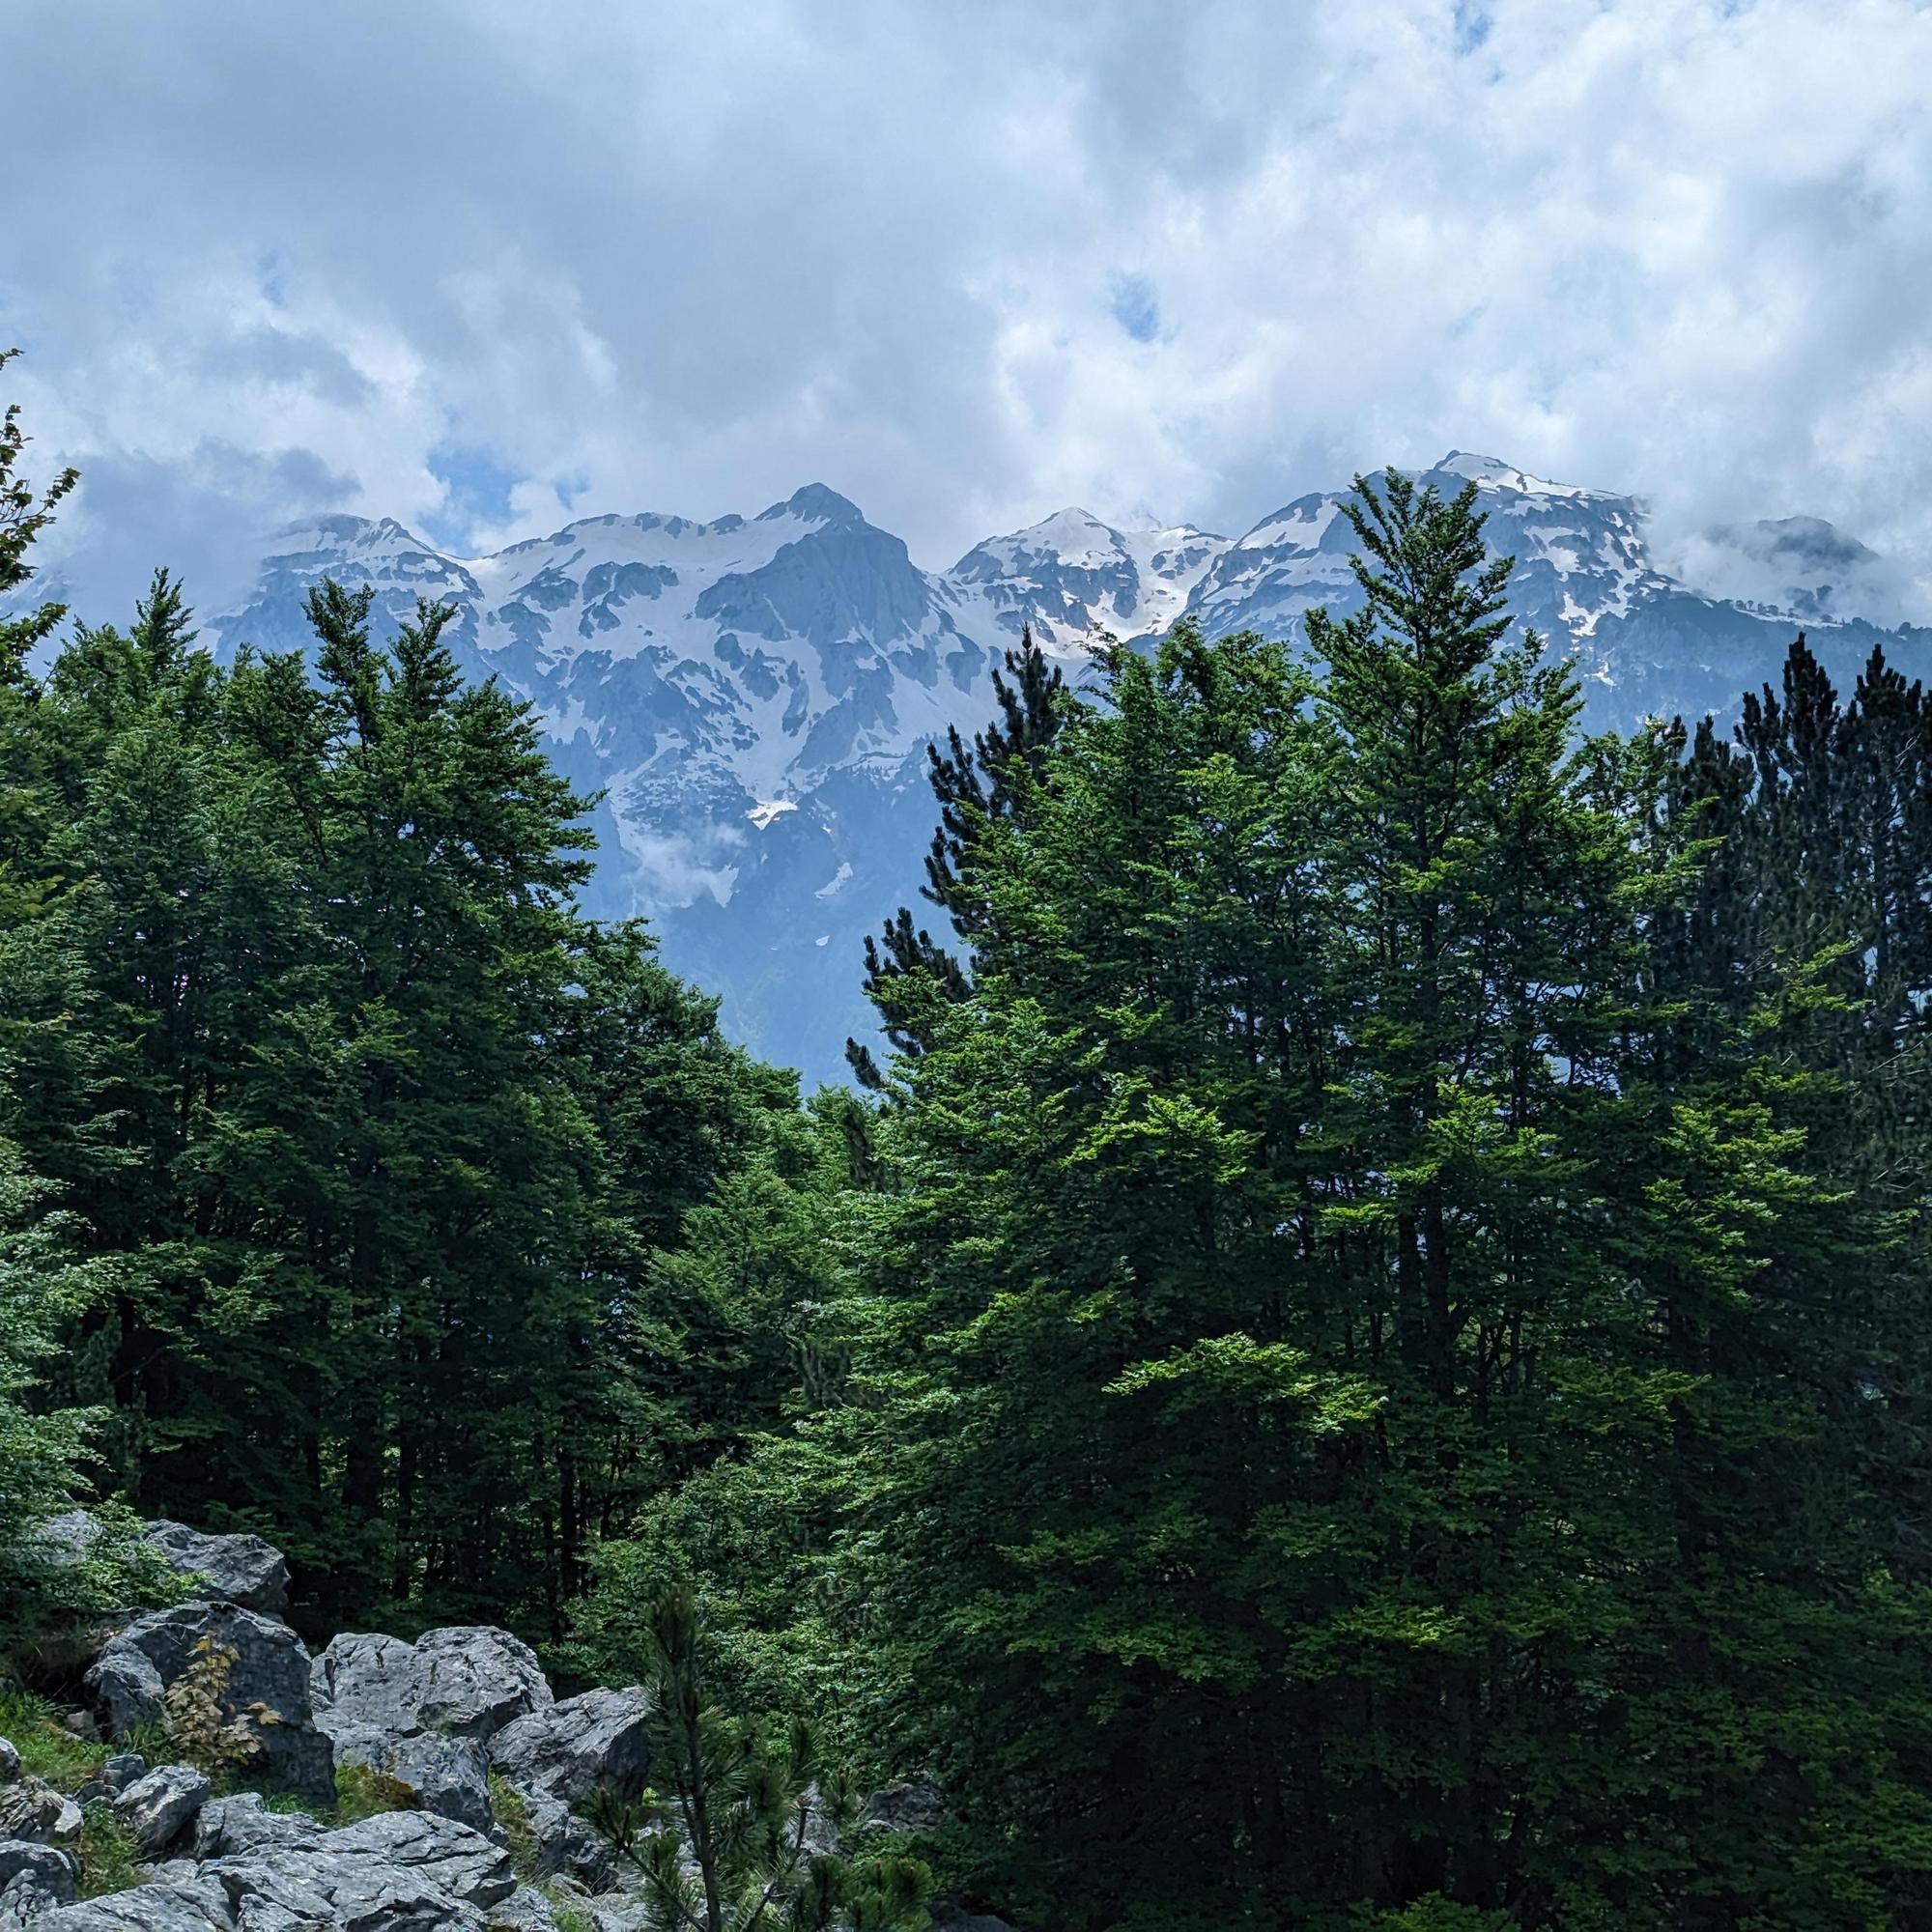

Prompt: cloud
[{"left": 7, "top": 0, "right": 1932, "bottom": 619}]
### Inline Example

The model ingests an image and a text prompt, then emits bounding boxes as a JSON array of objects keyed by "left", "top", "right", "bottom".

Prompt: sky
[{"left": 8, "top": 0, "right": 1932, "bottom": 622}]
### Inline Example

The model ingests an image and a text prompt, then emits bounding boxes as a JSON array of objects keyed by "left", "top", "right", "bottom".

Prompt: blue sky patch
[{"left": 1110, "top": 274, "right": 1161, "bottom": 344}]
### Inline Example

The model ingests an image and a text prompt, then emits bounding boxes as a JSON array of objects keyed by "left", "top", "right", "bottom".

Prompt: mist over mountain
[{"left": 198, "top": 456, "right": 1930, "bottom": 1085}]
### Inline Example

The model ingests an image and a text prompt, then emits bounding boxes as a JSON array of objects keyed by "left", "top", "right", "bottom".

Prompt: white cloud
[{"left": 8, "top": 0, "right": 1932, "bottom": 618}]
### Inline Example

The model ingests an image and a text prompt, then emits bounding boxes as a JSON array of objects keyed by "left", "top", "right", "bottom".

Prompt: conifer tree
[{"left": 847, "top": 625, "right": 1065, "bottom": 1085}]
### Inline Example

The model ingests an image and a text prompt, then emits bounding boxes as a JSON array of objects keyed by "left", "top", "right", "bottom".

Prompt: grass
[
  {"left": 540, "top": 1891, "right": 598, "bottom": 1932},
  {"left": 0, "top": 1689, "right": 109, "bottom": 1793},
  {"left": 76, "top": 1804, "right": 143, "bottom": 1900},
  {"left": 331, "top": 1762, "right": 422, "bottom": 1825},
  {"left": 482, "top": 1772, "right": 605, "bottom": 1932},
  {"left": 489, "top": 1770, "right": 538, "bottom": 1880}
]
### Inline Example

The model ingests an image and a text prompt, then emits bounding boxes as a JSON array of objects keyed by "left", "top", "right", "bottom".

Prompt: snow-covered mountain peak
[
  {"left": 942, "top": 509, "right": 1231, "bottom": 652},
  {"left": 1435, "top": 450, "right": 1597, "bottom": 500},
  {"left": 188, "top": 462, "right": 1929, "bottom": 1087}
]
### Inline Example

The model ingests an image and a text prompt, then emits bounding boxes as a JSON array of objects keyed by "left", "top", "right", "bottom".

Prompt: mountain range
[{"left": 198, "top": 453, "right": 1932, "bottom": 1086}]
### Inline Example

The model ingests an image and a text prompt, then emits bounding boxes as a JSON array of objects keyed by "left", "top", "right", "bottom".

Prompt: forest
[{"left": 5, "top": 353, "right": 1932, "bottom": 1929}]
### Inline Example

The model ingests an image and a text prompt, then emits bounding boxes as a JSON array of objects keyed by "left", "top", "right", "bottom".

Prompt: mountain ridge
[{"left": 194, "top": 455, "right": 1932, "bottom": 1083}]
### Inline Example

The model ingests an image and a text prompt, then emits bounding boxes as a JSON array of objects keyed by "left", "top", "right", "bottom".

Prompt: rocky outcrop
[
  {"left": 86, "top": 1601, "right": 334, "bottom": 1805},
  {"left": 485, "top": 1687, "right": 650, "bottom": 1807},
  {"left": 112, "top": 1764, "right": 211, "bottom": 1858},
  {"left": 0, "top": 1844, "right": 78, "bottom": 1929},
  {"left": 71, "top": 1754, "right": 145, "bottom": 1808},
  {"left": 33, "top": 1810, "right": 518, "bottom": 1931},
  {"left": 309, "top": 1626, "right": 548, "bottom": 1828},
  {"left": 189, "top": 1791, "right": 324, "bottom": 1861},
  {"left": 311, "top": 1628, "right": 550, "bottom": 1745},
  {"left": 488, "top": 1889, "right": 560, "bottom": 1930},
  {"left": 0, "top": 1776, "right": 80, "bottom": 1851},
  {"left": 859, "top": 1779, "right": 947, "bottom": 1835},
  {"left": 33, "top": 1874, "right": 235, "bottom": 1929},
  {"left": 142, "top": 1522, "right": 290, "bottom": 1616}
]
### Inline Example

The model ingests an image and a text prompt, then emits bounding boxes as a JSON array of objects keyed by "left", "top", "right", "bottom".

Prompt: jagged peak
[
  {"left": 756, "top": 483, "right": 867, "bottom": 528},
  {"left": 268, "top": 512, "right": 433, "bottom": 553},
  {"left": 1433, "top": 451, "right": 1599, "bottom": 500}
]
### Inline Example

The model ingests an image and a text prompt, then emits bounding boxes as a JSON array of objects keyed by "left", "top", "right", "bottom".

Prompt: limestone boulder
[
  {"left": 485, "top": 1688, "right": 649, "bottom": 1807},
  {"left": 0, "top": 1775, "right": 81, "bottom": 1849},
  {"left": 113, "top": 1764, "right": 212, "bottom": 1858},
  {"left": 0, "top": 1843, "right": 79, "bottom": 1927},
  {"left": 86, "top": 1602, "right": 333, "bottom": 1805},
  {"left": 190, "top": 1791, "right": 324, "bottom": 1861},
  {"left": 143, "top": 1521, "right": 290, "bottom": 1617},
  {"left": 310, "top": 1629, "right": 549, "bottom": 1747}
]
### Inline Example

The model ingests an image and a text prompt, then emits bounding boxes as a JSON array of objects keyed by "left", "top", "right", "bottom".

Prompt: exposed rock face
[
  {"left": 309, "top": 1626, "right": 548, "bottom": 1827},
  {"left": 521, "top": 1787, "right": 616, "bottom": 1892},
  {"left": 0, "top": 1843, "right": 78, "bottom": 1926},
  {"left": 486, "top": 1687, "right": 650, "bottom": 1807},
  {"left": 71, "top": 1753, "right": 146, "bottom": 1807},
  {"left": 86, "top": 1601, "right": 334, "bottom": 1805},
  {"left": 143, "top": 1521, "right": 291, "bottom": 1616},
  {"left": 36, "top": 1810, "right": 517, "bottom": 1931},
  {"left": 0, "top": 1740, "right": 18, "bottom": 1782},
  {"left": 353, "top": 1732, "right": 493, "bottom": 1833},
  {"left": 487, "top": 1888, "right": 559, "bottom": 1930},
  {"left": 311, "top": 1628, "right": 551, "bottom": 1746},
  {"left": 190, "top": 1790, "right": 325, "bottom": 1861},
  {"left": 0, "top": 1773, "right": 81, "bottom": 1848},
  {"left": 859, "top": 1779, "right": 947, "bottom": 1834},
  {"left": 113, "top": 1763, "right": 212, "bottom": 1858},
  {"left": 33, "top": 1875, "right": 234, "bottom": 1928}
]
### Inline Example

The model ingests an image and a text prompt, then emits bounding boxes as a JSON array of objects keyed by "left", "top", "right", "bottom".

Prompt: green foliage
[
  {"left": 76, "top": 1803, "right": 143, "bottom": 1899},
  {"left": 8, "top": 359, "right": 1932, "bottom": 1931},
  {"left": 488, "top": 1770, "right": 540, "bottom": 1879},
  {"left": 331, "top": 1761, "right": 423, "bottom": 1823},
  {"left": 0, "top": 352, "right": 799, "bottom": 1634},
  {"left": 598, "top": 1584, "right": 927, "bottom": 1932},
  {"left": 805, "top": 473, "right": 1932, "bottom": 1927},
  {"left": 0, "top": 1688, "right": 108, "bottom": 1791}
]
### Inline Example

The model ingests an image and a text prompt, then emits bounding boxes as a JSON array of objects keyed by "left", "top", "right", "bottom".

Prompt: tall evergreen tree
[
  {"left": 847, "top": 626, "right": 1065, "bottom": 1086},
  {"left": 814, "top": 476, "right": 1932, "bottom": 1927}
]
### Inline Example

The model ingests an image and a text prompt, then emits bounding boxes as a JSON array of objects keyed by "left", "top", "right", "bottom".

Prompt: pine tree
[
  {"left": 846, "top": 626, "right": 1065, "bottom": 1086},
  {"left": 815, "top": 475, "right": 1932, "bottom": 1927}
]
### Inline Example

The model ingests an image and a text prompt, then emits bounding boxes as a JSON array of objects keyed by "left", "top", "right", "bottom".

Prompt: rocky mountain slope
[{"left": 199, "top": 458, "right": 1932, "bottom": 1085}]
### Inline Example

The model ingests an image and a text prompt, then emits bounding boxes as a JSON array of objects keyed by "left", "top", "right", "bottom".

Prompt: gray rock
[
  {"left": 0, "top": 1776, "right": 82, "bottom": 1848},
  {"left": 0, "top": 1742, "right": 17, "bottom": 1784},
  {"left": 319, "top": 1810, "right": 517, "bottom": 1908},
  {"left": 114, "top": 1764, "right": 213, "bottom": 1857},
  {"left": 521, "top": 1789, "right": 614, "bottom": 1893},
  {"left": 50, "top": 1816, "right": 515, "bottom": 1929},
  {"left": 144, "top": 1522, "right": 291, "bottom": 1617},
  {"left": 72, "top": 1753, "right": 145, "bottom": 1807},
  {"left": 25, "top": 1513, "right": 104, "bottom": 1571},
  {"left": 191, "top": 1793, "right": 324, "bottom": 1861},
  {"left": 485, "top": 1688, "right": 650, "bottom": 1806},
  {"left": 486, "top": 1889, "right": 558, "bottom": 1931},
  {"left": 86, "top": 1602, "right": 333, "bottom": 1805},
  {"left": 859, "top": 1778, "right": 947, "bottom": 1834},
  {"left": 310, "top": 1629, "right": 550, "bottom": 1747},
  {"left": 1, "top": 1873, "right": 71, "bottom": 1930},
  {"left": 188, "top": 1809, "right": 513, "bottom": 1929},
  {"left": 327, "top": 1727, "right": 493, "bottom": 1832},
  {"left": 930, "top": 1914, "right": 1022, "bottom": 1931},
  {"left": 32, "top": 1875, "right": 235, "bottom": 1930},
  {"left": 0, "top": 1842, "right": 78, "bottom": 1913}
]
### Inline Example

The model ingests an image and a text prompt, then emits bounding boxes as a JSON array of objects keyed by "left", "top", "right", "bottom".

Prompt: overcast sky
[{"left": 9, "top": 0, "right": 1932, "bottom": 619}]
